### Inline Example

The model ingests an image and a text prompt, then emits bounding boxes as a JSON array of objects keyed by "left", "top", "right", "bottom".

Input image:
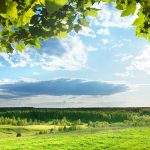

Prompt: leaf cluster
[
  {"left": 0, "top": 0, "right": 150, "bottom": 53},
  {"left": 115, "top": 0, "right": 150, "bottom": 41}
]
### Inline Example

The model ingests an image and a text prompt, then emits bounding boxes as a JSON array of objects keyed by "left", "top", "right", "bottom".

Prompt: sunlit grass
[{"left": 0, "top": 126, "right": 149, "bottom": 150}]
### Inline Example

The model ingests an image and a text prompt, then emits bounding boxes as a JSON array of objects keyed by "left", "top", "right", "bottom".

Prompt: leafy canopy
[{"left": 0, "top": 0, "right": 150, "bottom": 53}]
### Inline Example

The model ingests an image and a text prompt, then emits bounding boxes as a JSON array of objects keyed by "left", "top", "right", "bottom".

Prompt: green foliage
[
  {"left": 0, "top": 107, "right": 149, "bottom": 127},
  {"left": 0, "top": 0, "right": 150, "bottom": 53},
  {"left": 0, "top": 0, "right": 101, "bottom": 53},
  {"left": 120, "top": 1, "right": 136, "bottom": 17},
  {"left": 45, "top": 0, "right": 68, "bottom": 14},
  {"left": 115, "top": 0, "right": 150, "bottom": 41}
]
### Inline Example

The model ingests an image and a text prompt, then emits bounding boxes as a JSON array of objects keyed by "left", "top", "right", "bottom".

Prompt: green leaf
[
  {"left": 0, "top": 0, "right": 7, "bottom": 14},
  {"left": 132, "top": 13, "right": 145, "bottom": 26},
  {"left": 16, "top": 43, "right": 25, "bottom": 52},
  {"left": 56, "top": 31, "right": 68, "bottom": 39},
  {"left": 84, "top": 8, "right": 98, "bottom": 17},
  {"left": 83, "top": 0, "right": 92, "bottom": 8},
  {"left": 7, "top": 1, "right": 18, "bottom": 20},
  {"left": 6, "top": 44, "right": 14, "bottom": 53},
  {"left": 115, "top": 4, "right": 123, "bottom": 10},
  {"left": 102, "top": 0, "right": 114, "bottom": 3},
  {"left": 45, "top": 0, "right": 68, "bottom": 14},
  {"left": 23, "top": 9, "right": 35, "bottom": 24},
  {"left": 0, "top": 47, "right": 5, "bottom": 52},
  {"left": 74, "top": 24, "right": 82, "bottom": 33},
  {"left": 121, "top": 2, "right": 136, "bottom": 17},
  {"left": 78, "top": 18, "right": 89, "bottom": 27},
  {"left": 17, "top": 9, "right": 35, "bottom": 26},
  {"left": 148, "top": 35, "right": 150, "bottom": 42},
  {"left": 35, "top": 39, "right": 41, "bottom": 48},
  {"left": 0, "top": 1, "right": 18, "bottom": 20}
]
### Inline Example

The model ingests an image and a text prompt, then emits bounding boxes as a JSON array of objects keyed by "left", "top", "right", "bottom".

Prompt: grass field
[{"left": 0, "top": 126, "right": 149, "bottom": 150}]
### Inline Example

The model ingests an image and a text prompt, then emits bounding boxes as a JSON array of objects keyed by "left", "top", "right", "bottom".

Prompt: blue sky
[{"left": 0, "top": 3, "right": 150, "bottom": 107}]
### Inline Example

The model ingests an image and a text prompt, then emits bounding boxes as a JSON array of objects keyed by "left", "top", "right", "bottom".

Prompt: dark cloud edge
[{"left": 0, "top": 78, "right": 128, "bottom": 99}]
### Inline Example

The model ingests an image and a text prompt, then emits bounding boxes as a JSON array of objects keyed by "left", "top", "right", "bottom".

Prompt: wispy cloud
[
  {"left": 116, "top": 54, "right": 133, "bottom": 62},
  {"left": 101, "top": 38, "right": 110, "bottom": 45},
  {"left": 97, "top": 28, "right": 110, "bottom": 36},
  {"left": 32, "top": 72, "right": 40, "bottom": 76},
  {"left": 116, "top": 45, "right": 150, "bottom": 77},
  {"left": 79, "top": 27, "right": 96, "bottom": 38}
]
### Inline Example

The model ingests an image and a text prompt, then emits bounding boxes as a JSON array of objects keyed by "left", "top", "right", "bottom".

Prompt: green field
[
  {"left": 0, "top": 126, "right": 149, "bottom": 150},
  {"left": 0, "top": 108, "right": 149, "bottom": 149}
]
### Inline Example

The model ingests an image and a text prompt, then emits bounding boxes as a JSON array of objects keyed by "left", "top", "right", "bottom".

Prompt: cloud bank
[{"left": 0, "top": 79, "right": 128, "bottom": 99}]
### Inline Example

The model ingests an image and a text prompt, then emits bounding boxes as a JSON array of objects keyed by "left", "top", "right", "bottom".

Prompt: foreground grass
[{"left": 0, "top": 127, "right": 149, "bottom": 150}]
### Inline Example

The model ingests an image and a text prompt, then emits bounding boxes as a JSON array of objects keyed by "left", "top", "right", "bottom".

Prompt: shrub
[{"left": 16, "top": 132, "right": 21, "bottom": 137}]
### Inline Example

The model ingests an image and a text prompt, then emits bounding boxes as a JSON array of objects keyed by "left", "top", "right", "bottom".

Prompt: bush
[{"left": 16, "top": 132, "right": 21, "bottom": 137}]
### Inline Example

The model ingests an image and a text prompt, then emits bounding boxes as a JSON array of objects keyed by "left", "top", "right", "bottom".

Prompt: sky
[{"left": 0, "top": 2, "right": 150, "bottom": 107}]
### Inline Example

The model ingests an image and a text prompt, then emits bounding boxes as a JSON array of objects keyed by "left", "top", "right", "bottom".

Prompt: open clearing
[{"left": 0, "top": 126, "right": 149, "bottom": 150}]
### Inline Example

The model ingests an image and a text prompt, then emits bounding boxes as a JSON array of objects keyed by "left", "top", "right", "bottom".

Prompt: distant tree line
[{"left": 0, "top": 108, "right": 149, "bottom": 126}]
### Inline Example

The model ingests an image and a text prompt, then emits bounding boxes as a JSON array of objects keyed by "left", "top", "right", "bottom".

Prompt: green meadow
[
  {"left": 0, "top": 126, "right": 149, "bottom": 150},
  {"left": 0, "top": 107, "right": 149, "bottom": 150}
]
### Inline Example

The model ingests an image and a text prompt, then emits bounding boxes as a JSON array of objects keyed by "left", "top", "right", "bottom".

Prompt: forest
[{"left": 0, "top": 107, "right": 149, "bottom": 127}]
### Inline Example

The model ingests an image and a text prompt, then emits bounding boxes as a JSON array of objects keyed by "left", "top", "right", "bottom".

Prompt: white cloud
[
  {"left": 101, "top": 38, "right": 109, "bottom": 45},
  {"left": 0, "top": 36, "right": 95, "bottom": 71},
  {"left": 86, "top": 46, "right": 97, "bottom": 52},
  {"left": 131, "top": 45, "right": 150, "bottom": 74},
  {"left": 42, "top": 36, "right": 88, "bottom": 71},
  {"left": 0, "top": 78, "right": 17, "bottom": 85},
  {"left": 0, "top": 78, "right": 38, "bottom": 85},
  {"left": 93, "top": 2, "right": 140, "bottom": 28},
  {"left": 97, "top": 28, "right": 110, "bottom": 36},
  {"left": 112, "top": 42, "right": 124, "bottom": 48},
  {"left": 111, "top": 38, "right": 132, "bottom": 49},
  {"left": 78, "top": 27, "right": 96, "bottom": 38},
  {"left": 33, "top": 72, "right": 40, "bottom": 76},
  {"left": 0, "top": 50, "right": 40, "bottom": 68},
  {"left": 115, "top": 70, "right": 131, "bottom": 78},
  {"left": 116, "top": 45, "right": 150, "bottom": 77},
  {"left": 122, "top": 38, "right": 132, "bottom": 42},
  {"left": 116, "top": 54, "right": 133, "bottom": 62}
]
